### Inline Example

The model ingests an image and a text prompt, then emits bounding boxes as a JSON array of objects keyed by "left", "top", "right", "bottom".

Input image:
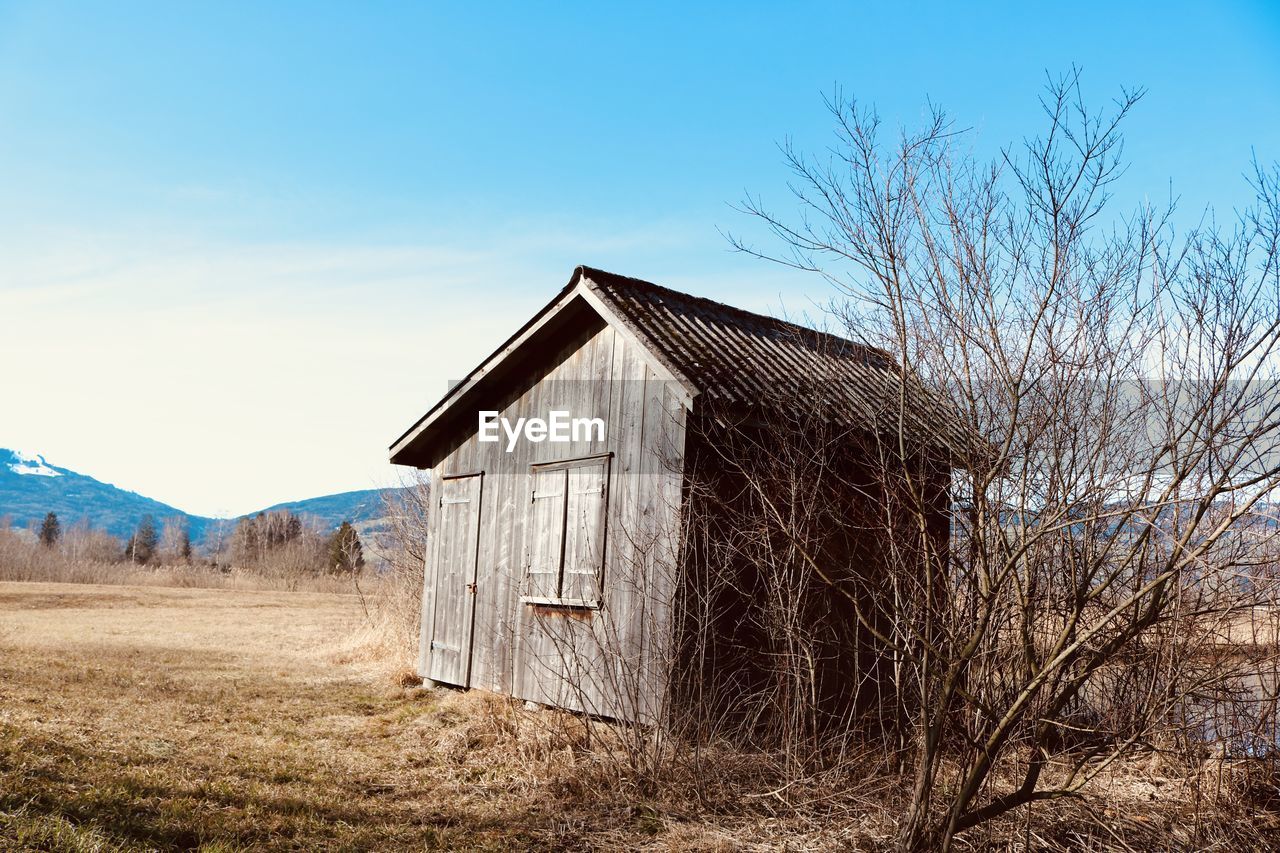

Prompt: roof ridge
[{"left": 576, "top": 265, "right": 891, "bottom": 365}]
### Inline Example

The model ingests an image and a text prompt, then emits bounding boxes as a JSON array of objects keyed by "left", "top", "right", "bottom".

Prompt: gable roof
[{"left": 389, "top": 265, "right": 970, "bottom": 468}]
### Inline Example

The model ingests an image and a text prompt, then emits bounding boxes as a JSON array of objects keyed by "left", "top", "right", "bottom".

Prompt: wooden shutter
[
  {"left": 561, "top": 459, "right": 609, "bottom": 603},
  {"left": 527, "top": 466, "right": 567, "bottom": 598}
]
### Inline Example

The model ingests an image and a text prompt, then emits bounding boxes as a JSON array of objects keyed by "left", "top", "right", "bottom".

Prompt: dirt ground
[{"left": 0, "top": 582, "right": 704, "bottom": 852}]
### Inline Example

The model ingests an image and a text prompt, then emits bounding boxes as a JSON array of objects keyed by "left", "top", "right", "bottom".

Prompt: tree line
[{"left": 25, "top": 509, "right": 363, "bottom": 575}]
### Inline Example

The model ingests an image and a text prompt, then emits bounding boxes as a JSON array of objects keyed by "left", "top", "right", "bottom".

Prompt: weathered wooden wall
[{"left": 419, "top": 312, "right": 688, "bottom": 723}]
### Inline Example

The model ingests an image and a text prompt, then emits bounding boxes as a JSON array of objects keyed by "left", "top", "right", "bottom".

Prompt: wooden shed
[{"left": 389, "top": 266, "right": 960, "bottom": 725}]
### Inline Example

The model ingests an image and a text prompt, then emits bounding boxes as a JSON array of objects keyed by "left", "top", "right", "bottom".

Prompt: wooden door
[{"left": 427, "top": 473, "right": 483, "bottom": 686}]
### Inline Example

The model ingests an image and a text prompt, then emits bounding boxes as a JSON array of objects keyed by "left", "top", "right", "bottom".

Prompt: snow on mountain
[
  {"left": 6, "top": 449, "right": 63, "bottom": 477},
  {"left": 1, "top": 447, "right": 193, "bottom": 539}
]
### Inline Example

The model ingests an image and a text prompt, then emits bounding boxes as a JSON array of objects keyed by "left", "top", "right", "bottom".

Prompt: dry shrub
[
  {"left": 402, "top": 687, "right": 905, "bottom": 850},
  {"left": 0, "top": 524, "right": 120, "bottom": 584},
  {"left": 332, "top": 476, "right": 431, "bottom": 674},
  {"left": 0, "top": 523, "right": 355, "bottom": 593}
]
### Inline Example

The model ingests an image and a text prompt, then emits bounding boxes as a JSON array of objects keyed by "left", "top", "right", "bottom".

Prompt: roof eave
[{"left": 387, "top": 276, "right": 583, "bottom": 466}]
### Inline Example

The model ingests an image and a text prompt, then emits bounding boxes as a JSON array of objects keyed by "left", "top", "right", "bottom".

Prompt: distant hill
[
  {"left": 247, "top": 488, "right": 389, "bottom": 530},
  {"left": 0, "top": 449, "right": 206, "bottom": 540},
  {"left": 0, "top": 448, "right": 401, "bottom": 546}
]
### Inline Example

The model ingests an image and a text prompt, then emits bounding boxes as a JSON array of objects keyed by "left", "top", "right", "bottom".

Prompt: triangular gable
[{"left": 388, "top": 267, "right": 695, "bottom": 468}]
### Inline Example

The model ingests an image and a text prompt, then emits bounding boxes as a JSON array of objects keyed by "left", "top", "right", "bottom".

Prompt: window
[{"left": 524, "top": 454, "right": 610, "bottom": 607}]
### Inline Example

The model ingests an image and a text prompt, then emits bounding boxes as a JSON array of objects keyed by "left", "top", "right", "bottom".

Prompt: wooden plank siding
[{"left": 418, "top": 316, "right": 688, "bottom": 722}]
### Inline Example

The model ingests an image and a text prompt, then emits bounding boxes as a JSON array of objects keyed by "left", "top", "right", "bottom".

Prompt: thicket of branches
[{"left": 714, "top": 72, "right": 1280, "bottom": 850}]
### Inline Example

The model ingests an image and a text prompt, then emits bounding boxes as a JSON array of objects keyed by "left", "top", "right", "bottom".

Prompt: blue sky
[{"left": 1, "top": 1, "right": 1277, "bottom": 516}]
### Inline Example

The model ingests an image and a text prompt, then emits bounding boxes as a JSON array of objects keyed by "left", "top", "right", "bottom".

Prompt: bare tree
[
  {"left": 62, "top": 518, "right": 123, "bottom": 564},
  {"left": 158, "top": 516, "right": 191, "bottom": 565},
  {"left": 730, "top": 71, "right": 1280, "bottom": 850}
]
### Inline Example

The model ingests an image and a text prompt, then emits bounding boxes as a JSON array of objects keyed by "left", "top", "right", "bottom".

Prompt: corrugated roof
[
  {"left": 389, "top": 265, "right": 971, "bottom": 466},
  {"left": 579, "top": 267, "right": 970, "bottom": 460}
]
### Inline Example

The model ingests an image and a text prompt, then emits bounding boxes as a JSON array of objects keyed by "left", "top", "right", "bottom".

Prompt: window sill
[{"left": 520, "top": 595, "right": 600, "bottom": 610}]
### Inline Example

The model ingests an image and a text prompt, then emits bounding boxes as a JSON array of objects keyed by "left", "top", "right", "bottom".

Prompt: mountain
[
  {"left": 248, "top": 488, "right": 389, "bottom": 529},
  {"left": 0, "top": 448, "right": 399, "bottom": 545},
  {"left": 0, "top": 449, "right": 206, "bottom": 540}
]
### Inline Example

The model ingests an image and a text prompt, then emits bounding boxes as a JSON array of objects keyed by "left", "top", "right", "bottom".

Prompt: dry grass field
[
  {"left": 4, "top": 581, "right": 1272, "bottom": 852},
  {"left": 0, "top": 582, "right": 750, "bottom": 852}
]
